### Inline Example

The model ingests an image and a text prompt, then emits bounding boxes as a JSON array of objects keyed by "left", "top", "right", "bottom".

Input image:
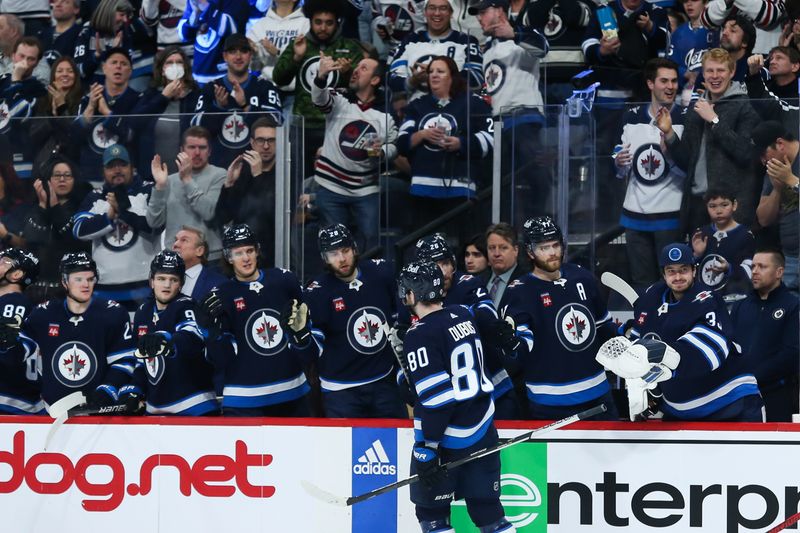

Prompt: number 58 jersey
[{"left": 405, "top": 305, "right": 494, "bottom": 450}]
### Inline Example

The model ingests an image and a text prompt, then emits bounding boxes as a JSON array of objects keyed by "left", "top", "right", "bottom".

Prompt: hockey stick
[
  {"left": 44, "top": 396, "right": 140, "bottom": 450},
  {"left": 601, "top": 272, "right": 639, "bottom": 307},
  {"left": 44, "top": 392, "right": 87, "bottom": 450},
  {"left": 768, "top": 511, "right": 800, "bottom": 533},
  {"left": 301, "top": 403, "right": 607, "bottom": 507}
]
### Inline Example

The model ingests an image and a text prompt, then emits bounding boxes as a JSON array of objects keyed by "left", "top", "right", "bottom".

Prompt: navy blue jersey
[
  {"left": 502, "top": 263, "right": 615, "bottom": 406},
  {"left": 0, "top": 74, "right": 46, "bottom": 178},
  {"left": 0, "top": 293, "right": 41, "bottom": 414},
  {"left": 405, "top": 304, "right": 495, "bottom": 449},
  {"left": 192, "top": 74, "right": 283, "bottom": 168},
  {"left": 20, "top": 298, "right": 136, "bottom": 407},
  {"left": 305, "top": 259, "right": 399, "bottom": 392},
  {"left": 694, "top": 223, "right": 755, "bottom": 297},
  {"left": 211, "top": 268, "right": 318, "bottom": 409},
  {"left": 666, "top": 22, "right": 718, "bottom": 90},
  {"left": 631, "top": 281, "right": 760, "bottom": 419},
  {"left": 177, "top": 2, "right": 238, "bottom": 84},
  {"left": 129, "top": 296, "right": 218, "bottom": 415}
]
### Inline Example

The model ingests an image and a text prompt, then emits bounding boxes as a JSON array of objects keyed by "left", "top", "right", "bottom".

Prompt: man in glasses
[{"left": 216, "top": 117, "right": 279, "bottom": 266}]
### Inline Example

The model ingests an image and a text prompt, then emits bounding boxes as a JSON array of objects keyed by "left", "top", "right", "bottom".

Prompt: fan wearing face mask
[{"left": 129, "top": 45, "right": 202, "bottom": 176}]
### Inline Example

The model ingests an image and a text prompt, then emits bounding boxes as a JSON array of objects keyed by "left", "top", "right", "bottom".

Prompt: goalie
[{"left": 597, "top": 243, "right": 764, "bottom": 422}]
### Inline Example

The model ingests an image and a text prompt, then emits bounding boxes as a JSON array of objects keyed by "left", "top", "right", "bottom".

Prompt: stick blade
[
  {"left": 44, "top": 412, "right": 68, "bottom": 451},
  {"left": 601, "top": 272, "right": 639, "bottom": 307},
  {"left": 300, "top": 480, "right": 349, "bottom": 507},
  {"left": 46, "top": 392, "right": 86, "bottom": 418}
]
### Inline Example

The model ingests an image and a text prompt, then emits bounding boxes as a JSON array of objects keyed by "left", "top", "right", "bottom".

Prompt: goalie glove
[
  {"left": 136, "top": 333, "right": 175, "bottom": 359},
  {"left": 596, "top": 336, "right": 680, "bottom": 380},
  {"left": 0, "top": 314, "right": 22, "bottom": 351},
  {"left": 281, "top": 299, "right": 311, "bottom": 346}
]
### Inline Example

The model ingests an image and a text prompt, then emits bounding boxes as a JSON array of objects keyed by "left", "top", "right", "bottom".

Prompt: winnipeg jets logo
[
  {"left": 699, "top": 254, "right": 728, "bottom": 288},
  {"left": 245, "top": 308, "right": 286, "bottom": 356},
  {"left": 483, "top": 60, "right": 506, "bottom": 95},
  {"left": 553, "top": 278, "right": 567, "bottom": 288},
  {"left": 249, "top": 281, "right": 264, "bottom": 294},
  {"left": 144, "top": 354, "right": 165, "bottom": 385},
  {"left": 91, "top": 123, "right": 119, "bottom": 151},
  {"left": 554, "top": 303, "right": 596, "bottom": 352},
  {"left": 420, "top": 113, "right": 456, "bottom": 152},
  {"left": 0, "top": 102, "right": 10, "bottom": 131},
  {"left": 102, "top": 220, "right": 137, "bottom": 250},
  {"left": 339, "top": 120, "right": 378, "bottom": 162},
  {"left": 68, "top": 316, "right": 83, "bottom": 326},
  {"left": 300, "top": 56, "right": 339, "bottom": 93},
  {"left": 347, "top": 307, "right": 387, "bottom": 355},
  {"left": 544, "top": 10, "right": 565, "bottom": 38},
  {"left": 348, "top": 278, "right": 363, "bottom": 292},
  {"left": 52, "top": 342, "right": 97, "bottom": 388},
  {"left": 633, "top": 143, "right": 667, "bottom": 184},
  {"left": 221, "top": 113, "right": 249, "bottom": 146}
]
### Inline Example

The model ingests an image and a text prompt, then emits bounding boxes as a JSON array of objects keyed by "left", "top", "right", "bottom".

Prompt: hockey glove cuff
[
  {"left": 136, "top": 333, "right": 175, "bottom": 359},
  {"left": 412, "top": 442, "right": 447, "bottom": 488}
]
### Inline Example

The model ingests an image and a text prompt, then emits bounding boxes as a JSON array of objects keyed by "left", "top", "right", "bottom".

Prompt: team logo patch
[
  {"left": 637, "top": 312, "right": 647, "bottom": 325},
  {"left": 544, "top": 11, "right": 565, "bottom": 38},
  {"left": 699, "top": 254, "right": 728, "bottom": 289},
  {"left": 684, "top": 47, "right": 705, "bottom": 71},
  {"left": 483, "top": 60, "right": 506, "bottom": 96},
  {"left": 540, "top": 293, "right": 552, "bottom": 307},
  {"left": 347, "top": 307, "right": 387, "bottom": 355},
  {"left": 420, "top": 113, "right": 457, "bottom": 152},
  {"left": 692, "top": 290, "right": 713, "bottom": 303},
  {"left": 221, "top": 113, "right": 249, "bottom": 146},
  {"left": 339, "top": 120, "right": 379, "bottom": 162},
  {"left": 244, "top": 308, "right": 286, "bottom": 356},
  {"left": 299, "top": 56, "right": 339, "bottom": 93},
  {"left": 144, "top": 355, "right": 165, "bottom": 385},
  {"left": 633, "top": 143, "right": 668, "bottom": 185},
  {"left": 48, "top": 324, "right": 60, "bottom": 337},
  {"left": 137, "top": 325, "right": 148, "bottom": 337},
  {"left": 333, "top": 297, "right": 346, "bottom": 312},
  {"left": 235, "top": 297, "right": 246, "bottom": 311},
  {"left": 90, "top": 123, "right": 119, "bottom": 152},
  {"left": 102, "top": 220, "right": 138, "bottom": 251},
  {"left": 383, "top": 5, "right": 415, "bottom": 40},
  {"left": 0, "top": 101, "right": 10, "bottom": 131},
  {"left": 51, "top": 342, "right": 98, "bottom": 388},
  {"left": 554, "top": 303, "right": 596, "bottom": 352},
  {"left": 773, "top": 308, "right": 785, "bottom": 320}
]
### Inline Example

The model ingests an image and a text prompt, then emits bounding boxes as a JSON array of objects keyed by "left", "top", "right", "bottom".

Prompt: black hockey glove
[
  {"left": 117, "top": 385, "right": 146, "bottom": 415},
  {"left": 90, "top": 385, "right": 118, "bottom": 408},
  {"left": 0, "top": 314, "right": 22, "bottom": 351},
  {"left": 281, "top": 299, "right": 311, "bottom": 346},
  {"left": 487, "top": 316, "right": 520, "bottom": 356},
  {"left": 136, "top": 333, "right": 175, "bottom": 359},
  {"left": 412, "top": 442, "right": 447, "bottom": 488},
  {"left": 198, "top": 289, "right": 224, "bottom": 337}
]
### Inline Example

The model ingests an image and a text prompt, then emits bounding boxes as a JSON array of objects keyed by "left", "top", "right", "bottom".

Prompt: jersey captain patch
[
  {"left": 52, "top": 341, "right": 98, "bottom": 388},
  {"left": 554, "top": 303, "right": 596, "bottom": 352},
  {"left": 245, "top": 308, "right": 286, "bottom": 356},
  {"left": 347, "top": 306, "right": 387, "bottom": 355}
]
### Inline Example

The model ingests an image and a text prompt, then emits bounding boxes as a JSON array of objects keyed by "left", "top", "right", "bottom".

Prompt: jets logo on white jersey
[
  {"left": 347, "top": 307, "right": 387, "bottom": 354},
  {"left": 221, "top": 113, "right": 249, "bottom": 146},
  {"left": 699, "top": 254, "right": 728, "bottom": 289},
  {"left": 52, "top": 342, "right": 97, "bottom": 387},
  {"left": 145, "top": 355, "right": 166, "bottom": 385},
  {"left": 555, "top": 303, "right": 596, "bottom": 352},
  {"left": 420, "top": 113, "right": 456, "bottom": 152},
  {"left": 339, "top": 120, "right": 378, "bottom": 162},
  {"left": 91, "top": 123, "right": 120, "bottom": 152},
  {"left": 633, "top": 143, "right": 668, "bottom": 184},
  {"left": 484, "top": 60, "right": 507, "bottom": 95},
  {"left": 300, "top": 56, "right": 339, "bottom": 93},
  {"left": 245, "top": 308, "right": 286, "bottom": 356},
  {"left": 102, "top": 219, "right": 138, "bottom": 251}
]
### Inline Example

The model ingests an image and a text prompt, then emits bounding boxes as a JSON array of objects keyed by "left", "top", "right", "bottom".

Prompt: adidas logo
[{"left": 352, "top": 439, "right": 397, "bottom": 476}]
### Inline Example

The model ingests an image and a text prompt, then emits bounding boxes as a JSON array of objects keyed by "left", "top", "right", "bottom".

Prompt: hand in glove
[
  {"left": 412, "top": 442, "right": 447, "bottom": 488},
  {"left": 0, "top": 314, "right": 22, "bottom": 351},
  {"left": 281, "top": 299, "right": 311, "bottom": 345},
  {"left": 197, "top": 289, "right": 224, "bottom": 337},
  {"left": 90, "top": 384, "right": 118, "bottom": 407},
  {"left": 136, "top": 333, "right": 175, "bottom": 359},
  {"left": 487, "top": 315, "right": 520, "bottom": 355}
]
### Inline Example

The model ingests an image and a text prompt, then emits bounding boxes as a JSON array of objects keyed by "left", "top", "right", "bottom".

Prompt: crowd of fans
[{"left": 0, "top": 0, "right": 797, "bottom": 422}]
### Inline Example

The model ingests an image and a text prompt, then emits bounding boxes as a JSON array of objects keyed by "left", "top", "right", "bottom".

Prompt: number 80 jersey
[{"left": 405, "top": 304, "right": 494, "bottom": 450}]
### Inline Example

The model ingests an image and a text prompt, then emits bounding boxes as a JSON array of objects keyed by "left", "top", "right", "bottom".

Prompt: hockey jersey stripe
[
  {"left": 413, "top": 399, "right": 495, "bottom": 449},
  {"left": 223, "top": 373, "right": 307, "bottom": 398},
  {"left": 107, "top": 349, "right": 136, "bottom": 364},
  {"left": 320, "top": 367, "right": 394, "bottom": 392},
  {"left": 112, "top": 363, "right": 135, "bottom": 376},
  {"left": 415, "top": 371, "right": 450, "bottom": 396},
  {"left": 421, "top": 389, "right": 456, "bottom": 408},
  {"left": 0, "top": 394, "right": 46, "bottom": 414},
  {"left": 516, "top": 324, "right": 534, "bottom": 351},
  {"left": 146, "top": 391, "right": 218, "bottom": 415},
  {"left": 526, "top": 371, "right": 609, "bottom": 405},
  {"left": 662, "top": 375, "right": 760, "bottom": 418}
]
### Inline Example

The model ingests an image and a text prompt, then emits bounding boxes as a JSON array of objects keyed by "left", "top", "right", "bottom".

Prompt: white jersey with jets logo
[{"left": 482, "top": 38, "right": 544, "bottom": 116}]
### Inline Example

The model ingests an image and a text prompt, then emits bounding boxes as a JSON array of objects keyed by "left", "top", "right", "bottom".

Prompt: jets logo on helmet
[
  {"left": 59, "top": 252, "right": 98, "bottom": 280},
  {"left": 415, "top": 234, "right": 456, "bottom": 265},
  {"left": 523, "top": 216, "right": 563, "bottom": 252},
  {"left": 1, "top": 248, "right": 40, "bottom": 287},
  {"left": 150, "top": 250, "right": 186, "bottom": 283},
  {"left": 223, "top": 223, "right": 259, "bottom": 260},
  {"left": 319, "top": 224, "right": 357, "bottom": 258},
  {"left": 398, "top": 261, "right": 445, "bottom": 303}
]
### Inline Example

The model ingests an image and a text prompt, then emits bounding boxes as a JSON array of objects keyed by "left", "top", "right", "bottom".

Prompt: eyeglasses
[
  {"left": 253, "top": 137, "right": 276, "bottom": 147},
  {"left": 51, "top": 172, "right": 74, "bottom": 181}
]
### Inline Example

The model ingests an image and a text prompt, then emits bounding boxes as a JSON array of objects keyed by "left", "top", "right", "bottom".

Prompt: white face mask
[{"left": 164, "top": 63, "right": 185, "bottom": 81}]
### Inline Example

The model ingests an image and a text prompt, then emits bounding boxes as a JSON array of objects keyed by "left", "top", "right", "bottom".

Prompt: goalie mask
[{"left": 398, "top": 261, "right": 445, "bottom": 304}]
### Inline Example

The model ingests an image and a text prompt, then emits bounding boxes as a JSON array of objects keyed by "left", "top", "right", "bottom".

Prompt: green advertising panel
[{"left": 451, "top": 443, "right": 548, "bottom": 532}]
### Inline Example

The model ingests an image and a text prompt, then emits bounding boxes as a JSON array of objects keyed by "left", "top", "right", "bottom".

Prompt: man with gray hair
[
  {"left": 0, "top": 14, "right": 50, "bottom": 83},
  {"left": 171, "top": 226, "right": 227, "bottom": 301}
]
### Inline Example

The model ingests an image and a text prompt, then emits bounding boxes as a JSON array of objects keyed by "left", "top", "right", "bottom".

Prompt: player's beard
[
  {"left": 332, "top": 261, "right": 357, "bottom": 279},
  {"left": 533, "top": 255, "right": 561, "bottom": 274}
]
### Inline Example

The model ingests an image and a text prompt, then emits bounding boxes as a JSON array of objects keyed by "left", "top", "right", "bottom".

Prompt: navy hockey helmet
[
  {"left": 398, "top": 261, "right": 445, "bottom": 304},
  {"left": 59, "top": 252, "right": 98, "bottom": 280},
  {"left": 318, "top": 224, "right": 357, "bottom": 257},
  {"left": 1, "top": 248, "right": 40, "bottom": 287},
  {"left": 522, "top": 215, "right": 564, "bottom": 252},
  {"left": 150, "top": 250, "right": 186, "bottom": 284},
  {"left": 415, "top": 234, "right": 456, "bottom": 266},
  {"left": 659, "top": 243, "right": 695, "bottom": 268},
  {"left": 223, "top": 223, "right": 259, "bottom": 259}
]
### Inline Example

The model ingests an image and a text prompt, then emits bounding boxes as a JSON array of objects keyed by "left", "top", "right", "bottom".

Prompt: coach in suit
[
  {"left": 171, "top": 225, "right": 227, "bottom": 300},
  {"left": 481, "top": 222, "right": 528, "bottom": 308}
]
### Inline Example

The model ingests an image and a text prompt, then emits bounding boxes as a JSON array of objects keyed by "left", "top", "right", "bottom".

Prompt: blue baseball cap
[
  {"left": 102, "top": 144, "right": 130, "bottom": 166},
  {"left": 468, "top": 0, "right": 509, "bottom": 15},
  {"left": 659, "top": 243, "right": 695, "bottom": 267}
]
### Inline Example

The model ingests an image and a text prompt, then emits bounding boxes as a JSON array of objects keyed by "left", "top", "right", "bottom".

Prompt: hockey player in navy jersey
[
  {"left": 398, "top": 260, "right": 515, "bottom": 533},
  {"left": 20, "top": 252, "right": 136, "bottom": 409},
  {"left": 0, "top": 249, "right": 43, "bottom": 414},
  {"left": 408, "top": 233, "right": 520, "bottom": 419},
  {"left": 304, "top": 224, "right": 406, "bottom": 418},
  {"left": 192, "top": 33, "right": 283, "bottom": 168},
  {"left": 502, "top": 216, "right": 619, "bottom": 420},
  {"left": 120, "top": 250, "right": 218, "bottom": 416},
  {"left": 199, "top": 223, "right": 318, "bottom": 416},
  {"left": 601, "top": 243, "right": 764, "bottom": 421}
]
